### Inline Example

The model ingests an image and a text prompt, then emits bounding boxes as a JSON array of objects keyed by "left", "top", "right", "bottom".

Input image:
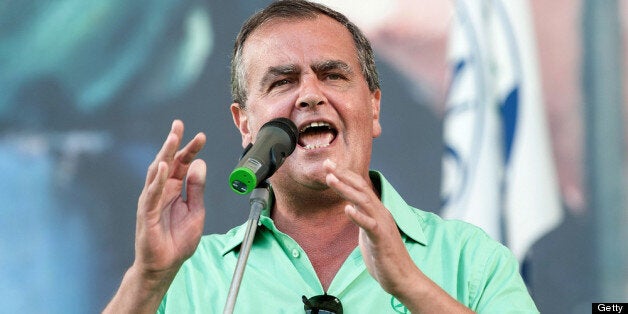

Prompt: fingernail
[{"left": 325, "top": 159, "right": 337, "bottom": 169}]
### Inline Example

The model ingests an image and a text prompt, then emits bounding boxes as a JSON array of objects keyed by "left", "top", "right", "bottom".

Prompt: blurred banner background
[{"left": 0, "top": 1, "right": 625, "bottom": 313}]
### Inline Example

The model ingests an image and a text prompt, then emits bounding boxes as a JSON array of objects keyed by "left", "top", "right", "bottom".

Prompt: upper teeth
[{"left": 300, "top": 121, "right": 330, "bottom": 132}]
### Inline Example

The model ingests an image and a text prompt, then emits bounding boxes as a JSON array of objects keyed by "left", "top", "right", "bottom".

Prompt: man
[{"left": 104, "top": 1, "right": 538, "bottom": 312}]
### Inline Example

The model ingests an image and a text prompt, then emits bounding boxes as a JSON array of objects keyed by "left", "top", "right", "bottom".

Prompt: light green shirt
[{"left": 158, "top": 171, "right": 538, "bottom": 313}]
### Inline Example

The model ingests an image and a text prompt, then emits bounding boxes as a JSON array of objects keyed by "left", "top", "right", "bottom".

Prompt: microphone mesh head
[{"left": 263, "top": 117, "right": 298, "bottom": 153}]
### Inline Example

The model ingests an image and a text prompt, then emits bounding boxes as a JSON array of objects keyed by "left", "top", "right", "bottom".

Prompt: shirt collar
[
  {"left": 221, "top": 170, "right": 427, "bottom": 255},
  {"left": 369, "top": 170, "right": 427, "bottom": 246}
]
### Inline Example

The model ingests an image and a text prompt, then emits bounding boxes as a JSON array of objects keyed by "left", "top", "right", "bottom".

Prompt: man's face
[{"left": 231, "top": 15, "right": 381, "bottom": 192}]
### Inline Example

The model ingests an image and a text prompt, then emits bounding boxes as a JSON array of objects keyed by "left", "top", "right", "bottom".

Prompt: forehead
[{"left": 241, "top": 15, "right": 359, "bottom": 75}]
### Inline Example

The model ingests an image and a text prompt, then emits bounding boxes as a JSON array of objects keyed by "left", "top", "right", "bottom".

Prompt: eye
[
  {"left": 270, "top": 78, "right": 291, "bottom": 89},
  {"left": 326, "top": 73, "right": 344, "bottom": 80}
]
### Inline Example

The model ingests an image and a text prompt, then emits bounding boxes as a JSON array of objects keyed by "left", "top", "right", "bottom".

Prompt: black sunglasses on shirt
[{"left": 302, "top": 294, "right": 343, "bottom": 314}]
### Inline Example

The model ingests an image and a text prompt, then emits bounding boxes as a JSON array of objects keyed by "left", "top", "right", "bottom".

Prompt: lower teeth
[{"left": 304, "top": 143, "right": 330, "bottom": 150}]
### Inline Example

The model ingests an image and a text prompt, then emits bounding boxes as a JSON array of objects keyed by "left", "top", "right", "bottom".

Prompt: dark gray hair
[{"left": 230, "top": 0, "right": 380, "bottom": 107}]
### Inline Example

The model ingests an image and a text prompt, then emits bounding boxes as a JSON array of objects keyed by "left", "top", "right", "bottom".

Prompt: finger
[
  {"left": 186, "top": 159, "right": 207, "bottom": 215},
  {"left": 345, "top": 204, "right": 378, "bottom": 233},
  {"left": 159, "top": 120, "right": 184, "bottom": 163},
  {"left": 144, "top": 133, "right": 178, "bottom": 188},
  {"left": 141, "top": 161, "right": 169, "bottom": 217},
  {"left": 170, "top": 119, "right": 185, "bottom": 141},
  {"left": 144, "top": 122, "right": 182, "bottom": 187},
  {"left": 171, "top": 132, "right": 207, "bottom": 180},
  {"left": 324, "top": 160, "right": 377, "bottom": 214},
  {"left": 323, "top": 159, "right": 365, "bottom": 185},
  {"left": 325, "top": 171, "right": 367, "bottom": 204}
]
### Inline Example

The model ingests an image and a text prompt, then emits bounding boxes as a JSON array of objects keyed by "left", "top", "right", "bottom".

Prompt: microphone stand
[{"left": 223, "top": 182, "right": 270, "bottom": 314}]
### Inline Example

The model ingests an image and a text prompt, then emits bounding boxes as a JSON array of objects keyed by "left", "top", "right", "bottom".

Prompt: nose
[{"left": 295, "top": 76, "right": 326, "bottom": 109}]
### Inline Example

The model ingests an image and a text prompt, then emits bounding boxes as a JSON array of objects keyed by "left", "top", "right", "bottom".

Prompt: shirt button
[{"left": 291, "top": 248, "right": 300, "bottom": 258}]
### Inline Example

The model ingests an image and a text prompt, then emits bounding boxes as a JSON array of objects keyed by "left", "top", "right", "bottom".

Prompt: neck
[
  {"left": 271, "top": 186, "right": 356, "bottom": 242},
  {"left": 271, "top": 188, "right": 360, "bottom": 291}
]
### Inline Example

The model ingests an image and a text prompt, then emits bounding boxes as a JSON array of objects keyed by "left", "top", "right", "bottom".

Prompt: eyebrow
[
  {"left": 311, "top": 59, "right": 353, "bottom": 75},
  {"left": 260, "top": 64, "right": 300, "bottom": 89},
  {"left": 258, "top": 59, "right": 354, "bottom": 90}
]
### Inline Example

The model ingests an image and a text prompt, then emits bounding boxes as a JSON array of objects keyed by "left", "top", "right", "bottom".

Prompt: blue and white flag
[{"left": 441, "top": 0, "right": 563, "bottom": 261}]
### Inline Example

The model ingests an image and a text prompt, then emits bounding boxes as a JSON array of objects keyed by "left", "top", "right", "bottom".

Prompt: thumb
[{"left": 186, "top": 159, "right": 206, "bottom": 212}]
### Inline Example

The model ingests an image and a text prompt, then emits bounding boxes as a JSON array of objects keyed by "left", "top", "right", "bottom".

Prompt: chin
[{"left": 271, "top": 167, "right": 327, "bottom": 191}]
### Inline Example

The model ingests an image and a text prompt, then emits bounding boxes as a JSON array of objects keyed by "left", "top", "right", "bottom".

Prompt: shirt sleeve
[{"left": 470, "top": 242, "right": 540, "bottom": 314}]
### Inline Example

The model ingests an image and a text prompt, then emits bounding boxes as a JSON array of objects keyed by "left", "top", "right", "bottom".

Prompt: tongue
[{"left": 299, "top": 129, "right": 335, "bottom": 149}]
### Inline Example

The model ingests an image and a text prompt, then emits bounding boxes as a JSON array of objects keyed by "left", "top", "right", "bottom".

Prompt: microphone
[{"left": 229, "top": 117, "right": 298, "bottom": 194}]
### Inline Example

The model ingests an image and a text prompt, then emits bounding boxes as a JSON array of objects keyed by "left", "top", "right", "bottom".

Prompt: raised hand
[
  {"left": 104, "top": 120, "right": 207, "bottom": 314},
  {"left": 322, "top": 159, "right": 416, "bottom": 295},
  {"left": 135, "top": 120, "right": 207, "bottom": 276},
  {"left": 323, "top": 159, "right": 473, "bottom": 313}
]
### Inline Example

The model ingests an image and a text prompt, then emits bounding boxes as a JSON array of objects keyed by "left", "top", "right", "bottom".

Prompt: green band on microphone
[{"left": 229, "top": 167, "right": 257, "bottom": 194}]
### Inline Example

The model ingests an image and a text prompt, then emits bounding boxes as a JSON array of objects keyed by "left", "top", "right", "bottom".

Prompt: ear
[
  {"left": 371, "top": 89, "right": 382, "bottom": 138},
  {"left": 230, "top": 103, "right": 252, "bottom": 148}
]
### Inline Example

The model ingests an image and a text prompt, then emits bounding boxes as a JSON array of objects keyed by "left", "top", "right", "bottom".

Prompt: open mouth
[{"left": 298, "top": 121, "right": 338, "bottom": 150}]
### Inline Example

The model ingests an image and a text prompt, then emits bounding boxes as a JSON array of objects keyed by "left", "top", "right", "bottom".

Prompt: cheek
[
  {"left": 245, "top": 104, "right": 295, "bottom": 139},
  {"left": 248, "top": 92, "right": 297, "bottom": 115}
]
